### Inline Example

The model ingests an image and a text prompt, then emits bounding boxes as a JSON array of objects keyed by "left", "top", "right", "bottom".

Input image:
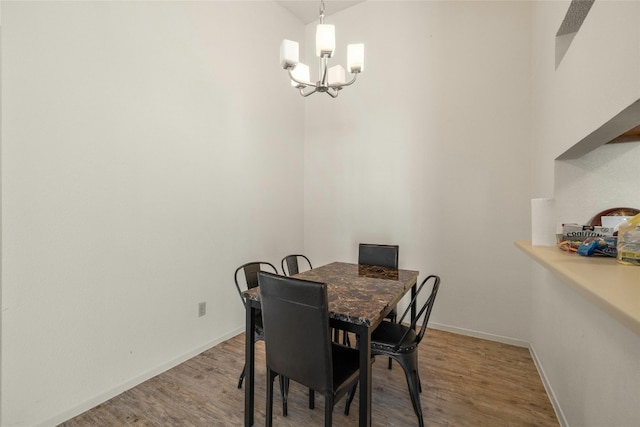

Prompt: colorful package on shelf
[
  {"left": 557, "top": 224, "right": 614, "bottom": 254},
  {"left": 576, "top": 236, "right": 618, "bottom": 257}
]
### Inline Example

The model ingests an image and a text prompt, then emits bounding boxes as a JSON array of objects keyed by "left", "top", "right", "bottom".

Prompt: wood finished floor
[{"left": 59, "top": 329, "right": 558, "bottom": 426}]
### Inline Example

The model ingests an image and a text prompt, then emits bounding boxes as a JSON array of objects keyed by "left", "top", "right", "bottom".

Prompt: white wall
[
  {"left": 529, "top": 265, "right": 640, "bottom": 427},
  {"left": 531, "top": 1, "right": 640, "bottom": 426},
  {"left": 4, "top": 1, "right": 637, "bottom": 426},
  {"left": 303, "top": 1, "right": 534, "bottom": 344},
  {"left": 1, "top": 2, "right": 305, "bottom": 426},
  {"left": 532, "top": 0, "right": 640, "bottom": 197},
  {"left": 555, "top": 141, "right": 640, "bottom": 225}
]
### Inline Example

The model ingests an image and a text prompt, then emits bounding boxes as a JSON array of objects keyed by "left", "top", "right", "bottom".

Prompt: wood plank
[{"left": 59, "top": 329, "right": 558, "bottom": 426}]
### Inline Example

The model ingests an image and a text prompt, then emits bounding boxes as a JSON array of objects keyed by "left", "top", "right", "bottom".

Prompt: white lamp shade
[
  {"left": 316, "top": 24, "right": 335, "bottom": 57},
  {"left": 280, "top": 39, "right": 299, "bottom": 69},
  {"left": 347, "top": 43, "right": 364, "bottom": 73},
  {"left": 290, "top": 63, "right": 311, "bottom": 88},
  {"left": 328, "top": 65, "right": 346, "bottom": 85}
]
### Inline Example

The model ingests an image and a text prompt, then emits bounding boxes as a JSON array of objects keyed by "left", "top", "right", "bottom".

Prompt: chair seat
[{"left": 371, "top": 321, "right": 418, "bottom": 353}]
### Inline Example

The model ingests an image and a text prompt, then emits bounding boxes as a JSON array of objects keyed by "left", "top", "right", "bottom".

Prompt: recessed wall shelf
[
  {"left": 558, "top": 98, "right": 640, "bottom": 159},
  {"left": 555, "top": 0, "right": 595, "bottom": 68},
  {"left": 607, "top": 124, "right": 640, "bottom": 144}
]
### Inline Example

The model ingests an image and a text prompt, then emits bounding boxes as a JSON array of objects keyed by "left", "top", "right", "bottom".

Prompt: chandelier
[{"left": 279, "top": 0, "right": 364, "bottom": 98}]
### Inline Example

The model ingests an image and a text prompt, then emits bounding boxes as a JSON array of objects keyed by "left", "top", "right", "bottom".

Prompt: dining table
[{"left": 242, "top": 261, "right": 419, "bottom": 426}]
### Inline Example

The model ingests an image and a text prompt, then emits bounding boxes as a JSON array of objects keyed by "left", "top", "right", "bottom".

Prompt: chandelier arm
[
  {"left": 327, "top": 72, "right": 358, "bottom": 89},
  {"left": 287, "top": 68, "right": 312, "bottom": 88},
  {"left": 300, "top": 87, "right": 319, "bottom": 97},
  {"left": 326, "top": 88, "right": 339, "bottom": 98}
]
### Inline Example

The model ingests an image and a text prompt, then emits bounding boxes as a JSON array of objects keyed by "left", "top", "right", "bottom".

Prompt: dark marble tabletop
[{"left": 242, "top": 261, "right": 419, "bottom": 327}]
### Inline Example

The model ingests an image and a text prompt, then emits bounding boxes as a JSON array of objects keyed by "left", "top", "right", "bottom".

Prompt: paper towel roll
[{"left": 531, "top": 198, "right": 557, "bottom": 246}]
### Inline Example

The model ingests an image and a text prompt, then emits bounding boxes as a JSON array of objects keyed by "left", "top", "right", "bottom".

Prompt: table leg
[
  {"left": 244, "top": 303, "right": 256, "bottom": 426},
  {"left": 357, "top": 326, "right": 372, "bottom": 427}
]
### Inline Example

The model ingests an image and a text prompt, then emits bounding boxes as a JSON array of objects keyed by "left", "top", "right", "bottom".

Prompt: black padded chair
[
  {"left": 366, "top": 274, "right": 441, "bottom": 427},
  {"left": 283, "top": 254, "right": 351, "bottom": 352},
  {"left": 281, "top": 254, "right": 313, "bottom": 276},
  {"left": 356, "top": 243, "right": 400, "bottom": 366},
  {"left": 258, "top": 271, "right": 363, "bottom": 426},
  {"left": 233, "top": 261, "right": 278, "bottom": 389},
  {"left": 358, "top": 243, "right": 399, "bottom": 270},
  {"left": 358, "top": 243, "right": 399, "bottom": 324}
]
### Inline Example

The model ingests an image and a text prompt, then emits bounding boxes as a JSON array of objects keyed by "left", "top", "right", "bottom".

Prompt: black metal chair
[
  {"left": 281, "top": 254, "right": 313, "bottom": 276},
  {"left": 233, "top": 261, "right": 278, "bottom": 389},
  {"left": 364, "top": 274, "right": 441, "bottom": 427},
  {"left": 258, "top": 271, "right": 364, "bottom": 426}
]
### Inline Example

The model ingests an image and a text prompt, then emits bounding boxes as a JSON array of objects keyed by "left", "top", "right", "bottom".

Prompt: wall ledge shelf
[{"left": 515, "top": 240, "right": 640, "bottom": 335}]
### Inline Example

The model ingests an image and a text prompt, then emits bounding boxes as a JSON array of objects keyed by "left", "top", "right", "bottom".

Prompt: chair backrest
[
  {"left": 397, "top": 275, "right": 441, "bottom": 348},
  {"left": 281, "top": 254, "right": 313, "bottom": 276},
  {"left": 358, "top": 243, "right": 399, "bottom": 269},
  {"left": 234, "top": 261, "right": 278, "bottom": 307},
  {"left": 258, "top": 271, "right": 333, "bottom": 395}
]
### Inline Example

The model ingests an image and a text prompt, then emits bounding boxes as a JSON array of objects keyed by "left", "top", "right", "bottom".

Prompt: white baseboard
[
  {"left": 41, "top": 326, "right": 245, "bottom": 427},
  {"left": 428, "top": 322, "right": 530, "bottom": 348},
  {"left": 528, "top": 344, "right": 569, "bottom": 427},
  {"left": 429, "top": 322, "right": 567, "bottom": 427}
]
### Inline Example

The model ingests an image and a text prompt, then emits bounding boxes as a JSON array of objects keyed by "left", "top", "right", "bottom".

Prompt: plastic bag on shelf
[{"left": 617, "top": 213, "right": 640, "bottom": 266}]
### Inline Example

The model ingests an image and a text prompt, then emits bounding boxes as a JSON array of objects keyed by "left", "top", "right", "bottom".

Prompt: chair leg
[
  {"left": 279, "top": 375, "right": 288, "bottom": 416},
  {"left": 408, "top": 369, "right": 424, "bottom": 427},
  {"left": 237, "top": 364, "right": 246, "bottom": 389},
  {"left": 325, "top": 395, "right": 334, "bottom": 427},
  {"left": 266, "top": 368, "right": 276, "bottom": 427},
  {"left": 396, "top": 355, "right": 424, "bottom": 427},
  {"left": 309, "top": 388, "right": 315, "bottom": 409},
  {"left": 344, "top": 383, "right": 358, "bottom": 415}
]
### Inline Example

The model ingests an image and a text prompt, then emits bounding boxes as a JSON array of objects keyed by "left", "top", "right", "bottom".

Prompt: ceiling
[{"left": 277, "top": 1, "right": 365, "bottom": 24}]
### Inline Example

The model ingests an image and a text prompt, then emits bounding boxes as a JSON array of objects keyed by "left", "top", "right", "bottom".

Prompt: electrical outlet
[{"left": 198, "top": 301, "right": 206, "bottom": 317}]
